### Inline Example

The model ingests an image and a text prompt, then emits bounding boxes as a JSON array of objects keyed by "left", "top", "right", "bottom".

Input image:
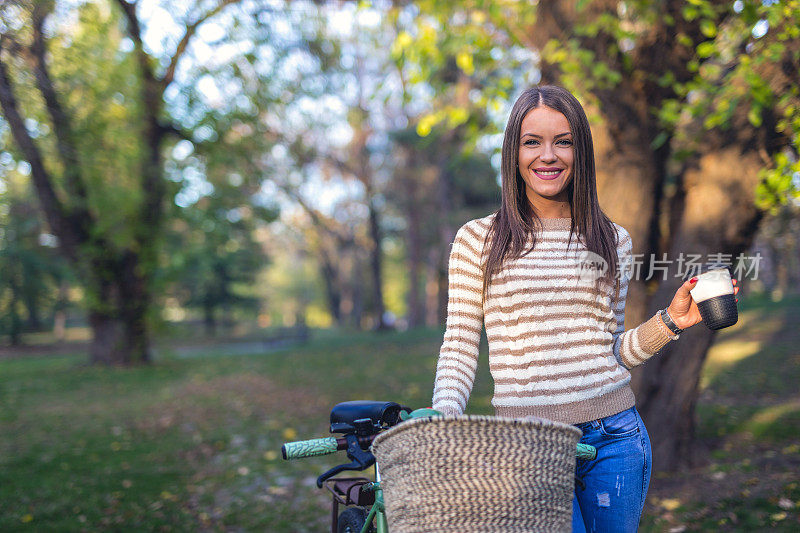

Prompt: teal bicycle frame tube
[
  {"left": 361, "top": 465, "right": 388, "bottom": 533},
  {"left": 361, "top": 484, "right": 387, "bottom": 533}
]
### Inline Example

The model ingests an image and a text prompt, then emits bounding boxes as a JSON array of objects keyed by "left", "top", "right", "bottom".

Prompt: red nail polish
[{"left": 690, "top": 277, "right": 697, "bottom": 283}]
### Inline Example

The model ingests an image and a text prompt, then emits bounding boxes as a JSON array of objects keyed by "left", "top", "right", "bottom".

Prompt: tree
[
  {"left": 389, "top": 125, "right": 500, "bottom": 325},
  {"left": 161, "top": 193, "right": 276, "bottom": 336},
  {"left": 386, "top": 5, "right": 528, "bottom": 324},
  {"left": 402, "top": 0, "right": 800, "bottom": 469},
  {"left": 0, "top": 171, "right": 68, "bottom": 344},
  {"left": 0, "top": 0, "right": 241, "bottom": 363},
  {"left": 275, "top": 188, "right": 361, "bottom": 328}
]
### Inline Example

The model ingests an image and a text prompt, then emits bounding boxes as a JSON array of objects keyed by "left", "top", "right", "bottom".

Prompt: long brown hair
[{"left": 481, "top": 85, "right": 621, "bottom": 301}]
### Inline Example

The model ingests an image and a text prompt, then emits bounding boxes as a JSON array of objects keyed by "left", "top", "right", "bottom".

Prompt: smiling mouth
[{"left": 533, "top": 169, "right": 563, "bottom": 180}]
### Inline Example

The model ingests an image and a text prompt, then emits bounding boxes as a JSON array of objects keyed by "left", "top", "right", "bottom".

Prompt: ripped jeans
[{"left": 571, "top": 406, "right": 652, "bottom": 533}]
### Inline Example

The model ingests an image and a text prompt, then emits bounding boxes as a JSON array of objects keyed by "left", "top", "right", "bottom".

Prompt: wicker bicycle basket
[{"left": 370, "top": 414, "right": 581, "bottom": 533}]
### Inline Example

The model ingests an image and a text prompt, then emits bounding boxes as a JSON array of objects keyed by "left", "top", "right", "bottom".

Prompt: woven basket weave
[{"left": 371, "top": 415, "right": 581, "bottom": 533}]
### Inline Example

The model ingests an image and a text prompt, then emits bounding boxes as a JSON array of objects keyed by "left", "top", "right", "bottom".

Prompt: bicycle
[{"left": 281, "top": 400, "right": 598, "bottom": 533}]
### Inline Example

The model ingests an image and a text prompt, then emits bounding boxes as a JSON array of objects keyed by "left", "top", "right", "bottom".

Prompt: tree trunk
[
  {"left": 435, "top": 152, "right": 456, "bottom": 325},
  {"left": 87, "top": 253, "right": 151, "bottom": 365},
  {"left": 405, "top": 196, "right": 425, "bottom": 329},
  {"left": 89, "top": 310, "right": 127, "bottom": 365},
  {"left": 632, "top": 146, "right": 765, "bottom": 470},
  {"left": 424, "top": 248, "right": 441, "bottom": 327},
  {"left": 203, "top": 299, "right": 216, "bottom": 337},
  {"left": 8, "top": 270, "right": 22, "bottom": 346},
  {"left": 318, "top": 247, "right": 344, "bottom": 327},
  {"left": 52, "top": 280, "right": 68, "bottom": 341},
  {"left": 589, "top": 108, "right": 667, "bottom": 366},
  {"left": 23, "top": 288, "right": 43, "bottom": 331},
  {"left": 436, "top": 247, "right": 449, "bottom": 325},
  {"left": 89, "top": 309, "right": 150, "bottom": 365},
  {"left": 367, "top": 200, "right": 390, "bottom": 330},
  {"left": 88, "top": 312, "right": 149, "bottom": 366},
  {"left": 350, "top": 253, "right": 364, "bottom": 330}
]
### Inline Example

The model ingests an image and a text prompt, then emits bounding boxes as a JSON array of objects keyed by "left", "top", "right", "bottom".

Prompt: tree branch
[
  {"left": 276, "top": 182, "right": 354, "bottom": 247},
  {"left": 0, "top": 44, "right": 80, "bottom": 261},
  {"left": 158, "top": 120, "right": 194, "bottom": 141},
  {"left": 114, "top": 0, "right": 157, "bottom": 97},
  {"left": 29, "top": 4, "right": 91, "bottom": 211},
  {"left": 114, "top": 0, "right": 241, "bottom": 248},
  {"left": 114, "top": 0, "right": 167, "bottom": 246},
  {"left": 161, "top": 0, "right": 240, "bottom": 89}
]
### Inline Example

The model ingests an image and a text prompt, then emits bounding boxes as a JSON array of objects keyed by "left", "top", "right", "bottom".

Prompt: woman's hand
[{"left": 667, "top": 277, "right": 740, "bottom": 330}]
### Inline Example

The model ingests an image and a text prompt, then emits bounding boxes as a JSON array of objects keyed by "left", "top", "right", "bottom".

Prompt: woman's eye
[{"left": 522, "top": 139, "right": 571, "bottom": 146}]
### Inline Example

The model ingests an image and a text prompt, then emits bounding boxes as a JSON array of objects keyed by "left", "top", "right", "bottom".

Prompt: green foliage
[
  {"left": 260, "top": 237, "right": 330, "bottom": 328},
  {"left": 657, "top": 0, "right": 800, "bottom": 211},
  {"left": 1, "top": 2, "right": 144, "bottom": 249},
  {"left": 389, "top": 2, "right": 535, "bottom": 142},
  {"left": 49, "top": 3, "right": 144, "bottom": 247},
  {"left": 756, "top": 151, "right": 800, "bottom": 215},
  {"left": 1, "top": 1, "right": 313, "bottom": 350},
  {"left": 0, "top": 172, "right": 72, "bottom": 342},
  {"left": 161, "top": 192, "right": 277, "bottom": 330}
]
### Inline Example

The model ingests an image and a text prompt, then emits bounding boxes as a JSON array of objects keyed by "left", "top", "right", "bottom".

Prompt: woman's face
[{"left": 517, "top": 105, "right": 574, "bottom": 209}]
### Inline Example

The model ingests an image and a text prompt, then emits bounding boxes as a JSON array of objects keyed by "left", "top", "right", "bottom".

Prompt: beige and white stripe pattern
[{"left": 432, "top": 214, "right": 678, "bottom": 424}]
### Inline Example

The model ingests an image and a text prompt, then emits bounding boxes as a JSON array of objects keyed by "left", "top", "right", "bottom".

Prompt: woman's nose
[{"left": 541, "top": 143, "right": 557, "bottom": 162}]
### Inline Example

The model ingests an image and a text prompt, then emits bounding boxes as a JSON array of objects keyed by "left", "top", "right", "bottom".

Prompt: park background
[{"left": 1, "top": 0, "right": 799, "bottom": 530}]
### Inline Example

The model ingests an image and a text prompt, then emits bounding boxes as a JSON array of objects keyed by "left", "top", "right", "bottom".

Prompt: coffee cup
[{"left": 687, "top": 263, "right": 738, "bottom": 330}]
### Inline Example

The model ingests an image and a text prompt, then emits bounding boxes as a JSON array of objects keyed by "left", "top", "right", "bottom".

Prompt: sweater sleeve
[
  {"left": 431, "top": 222, "right": 485, "bottom": 415},
  {"left": 611, "top": 226, "right": 680, "bottom": 369}
]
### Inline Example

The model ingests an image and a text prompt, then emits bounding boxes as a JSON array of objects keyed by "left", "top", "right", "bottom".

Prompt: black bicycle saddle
[{"left": 329, "top": 401, "right": 406, "bottom": 434}]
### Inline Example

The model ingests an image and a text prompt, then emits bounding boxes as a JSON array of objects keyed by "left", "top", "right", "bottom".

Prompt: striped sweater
[{"left": 431, "top": 213, "right": 680, "bottom": 424}]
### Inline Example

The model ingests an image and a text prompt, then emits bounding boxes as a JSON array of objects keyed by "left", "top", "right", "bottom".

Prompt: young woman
[{"left": 430, "top": 85, "right": 738, "bottom": 532}]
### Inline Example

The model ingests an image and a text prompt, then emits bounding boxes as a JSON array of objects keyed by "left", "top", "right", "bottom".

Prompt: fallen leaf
[
  {"left": 661, "top": 498, "right": 682, "bottom": 511},
  {"left": 778, "top": 497, "right": 794, "bottom": 510},
  {"left": 263, "top": 450, "right": 278, "bottom": 461}
]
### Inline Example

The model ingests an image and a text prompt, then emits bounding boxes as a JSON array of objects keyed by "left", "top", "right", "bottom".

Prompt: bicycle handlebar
[
  {"left": 282, "top": 435, "right": 375, "bottom": 460},
  {"left": 282, "top": 437, "right": 338, "bottom": 460},
  {"left": 576, "top": 442, "right": 597, "bottom": 461},
  {"left": 283, "top": 435, "right": 598, "bottom": 461}
]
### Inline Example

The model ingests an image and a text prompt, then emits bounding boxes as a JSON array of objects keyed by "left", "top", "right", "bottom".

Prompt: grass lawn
[
  {"left": 1, "top": 295, "right": 799, "bottom": 531},
  {"left": 0, "top": 328, "right": 493, "bottom": 532}
]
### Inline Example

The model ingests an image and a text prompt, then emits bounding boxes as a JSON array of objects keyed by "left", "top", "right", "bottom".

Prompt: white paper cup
[{"left": 689, "top": 264, "right": 738, "bottom": 330}]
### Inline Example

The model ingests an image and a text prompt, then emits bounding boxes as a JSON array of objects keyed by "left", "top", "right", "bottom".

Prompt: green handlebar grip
[
  {"left": 400, "top": 408, "right": 442, "bottom": 421},
  {"left": 282, "top": 437, "right": 338, "bottom": 460},
  {"left": 576, "top": 443, "right": 597, "bottom": 461}
]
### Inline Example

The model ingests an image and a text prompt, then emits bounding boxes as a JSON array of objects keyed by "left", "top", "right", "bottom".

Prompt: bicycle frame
[{"left": 361, "top": 465, "right": 388, "bottom": 533}]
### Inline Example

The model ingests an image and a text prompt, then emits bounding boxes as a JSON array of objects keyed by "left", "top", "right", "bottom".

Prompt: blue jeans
[{"left": 571, "top": 406, "right": 652, "bottom": 533}]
